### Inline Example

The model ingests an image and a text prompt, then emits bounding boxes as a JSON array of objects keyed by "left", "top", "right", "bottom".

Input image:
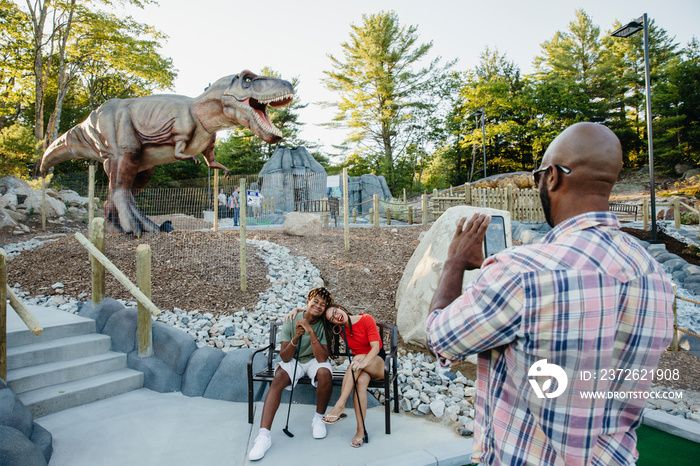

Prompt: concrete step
[
  {"left": 6, "top": 333, "right": 112, "bottom": 370},
  {"left": 7, "top": 305, "right": 96, "bottom": 348},
  {"left": 7, "top": 352, "right": 128, "bottom": 395},
  {"left": 20, "top": 369, "right": 145, "bottom": 418}
]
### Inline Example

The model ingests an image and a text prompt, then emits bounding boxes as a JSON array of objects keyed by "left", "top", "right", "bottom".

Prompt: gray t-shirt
[{"left": 279, "top": 314, "right": 327, "bottom": 363}]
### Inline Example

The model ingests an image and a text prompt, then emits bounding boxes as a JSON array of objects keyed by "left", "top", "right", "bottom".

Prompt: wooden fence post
[
  {"left": 373, "top": 194, "right": 379, "bottom": 228},
  {"left": 322, "top": 197, "right": 329, "bottom": 228},
  {"left": 386, "top": 206, "right": 392, "bottom": 226},
  {"left": 137, "top": 244, "right": 153, "bottom": 357},
  {"left": 88, "top": 164, "right": 95, "bottom": 237},
  {"left": 343, "top": 168, "right": 349, "bottom": 251},
  {"left": 422, "top": 194, "right": 428, "bottom": 225},
  {"left": 240, "top": 178, "right": 247, "bottom": 292},
  {"left": 408, "top": 205, "right": 413, "bottom": 225},
  {"left": 213, "top": 170, "right": 219, "bottom": 232},
  {"left": 41, "top": 177, "right": 46, "bottom": 231},
  {"left": 674, "top": 197, "right": 680, "bottom": 229},
  {"left": 643, "top": 198, "right": 649, "bottom": 231},
  {"left": 90, "top": 217, "right": 105, "bottom": 306},
  {"left": 352, "top": 208, "right": 357, "bottom": 224},
  {"left": 1, "top": 249, "right": 6, "bottom": 381}
]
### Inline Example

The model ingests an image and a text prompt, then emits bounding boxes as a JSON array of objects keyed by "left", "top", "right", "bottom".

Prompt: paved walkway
[{"left": 36, "top": 388, "right": 473, "bottom": 466}]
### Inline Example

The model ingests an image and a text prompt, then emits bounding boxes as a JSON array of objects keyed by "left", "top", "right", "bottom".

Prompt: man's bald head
[
  {"left": 537, "top": 123, "right": 623, "bottom": 226},
  {"left": 541, "top": 122, "right": 622, "bottom": 187}
]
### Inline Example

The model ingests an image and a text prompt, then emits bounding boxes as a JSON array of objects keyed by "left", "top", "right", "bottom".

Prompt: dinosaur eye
[{"left": 244, "top": 77, "right": 252, "bottom": 83}]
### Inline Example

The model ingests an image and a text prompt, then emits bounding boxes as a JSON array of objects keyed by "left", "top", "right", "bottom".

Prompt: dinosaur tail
[{"left": 37, "top": 126, "right": 103, "bottom": 177}]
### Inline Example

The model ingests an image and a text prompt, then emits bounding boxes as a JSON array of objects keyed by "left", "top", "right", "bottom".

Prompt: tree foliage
[{"left": 323, "top": 10, "right": 452, "bottom": 192}]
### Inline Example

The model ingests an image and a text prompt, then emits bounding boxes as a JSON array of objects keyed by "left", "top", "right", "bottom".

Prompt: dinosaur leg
[
  {"left": 106, "top": 153, "right": 161, "bottom": 235},
  {"left": 132, "top": 168, "right": 173, "bottom": 232},
  {"left": 202, "top": 139, "right": 231, "bottom": 178}
]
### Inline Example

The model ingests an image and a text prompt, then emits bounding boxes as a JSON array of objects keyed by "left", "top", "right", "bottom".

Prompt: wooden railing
[
  {"left": 76, "top": 217, "right": 161, "bottom": 357},
  {"left": 1, "top": 250, "right": 43, "bottom": 380}
]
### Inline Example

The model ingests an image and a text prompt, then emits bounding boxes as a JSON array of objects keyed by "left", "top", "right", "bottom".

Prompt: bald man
[{"left": 427, "top": 123, "right": 674, "bottom": 465}]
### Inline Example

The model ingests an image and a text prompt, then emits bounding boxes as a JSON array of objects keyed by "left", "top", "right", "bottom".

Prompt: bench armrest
[{"left": 248, "top": 343, "right": 272, "bottom": 375}]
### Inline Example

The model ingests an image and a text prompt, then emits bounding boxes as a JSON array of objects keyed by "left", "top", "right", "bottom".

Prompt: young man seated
[{"left": 248, "top": 287, "right": 334, "bottom": 461}]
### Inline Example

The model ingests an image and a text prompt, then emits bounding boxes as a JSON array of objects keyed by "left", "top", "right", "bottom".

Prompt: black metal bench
[
  {"left": 248, "top": 321, "right": 399, "bottom": 434},
  {"left": 609, "top": 203, "right": 639, "bottom": 221}
]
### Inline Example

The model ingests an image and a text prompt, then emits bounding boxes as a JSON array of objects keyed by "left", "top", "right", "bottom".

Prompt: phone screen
[{"left": 484, "top": 215, "right": 507, "bottom": 257}]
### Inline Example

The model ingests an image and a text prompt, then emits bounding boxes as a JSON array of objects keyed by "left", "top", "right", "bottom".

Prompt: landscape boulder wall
[
  {"left": 259, "top": 146, "right": 327, "bottom": 213},
  {"left": 283, "top": 212, "right": 322, "bottom": 236},
  {"left": 395, "top": 206, "right": 512, "bottom": 348},
  {"left": 0, "top": 381, "right": 53, "bottom": 465},
  {"left": 78, "top": 299, "right": 268, "bottom": 402}
]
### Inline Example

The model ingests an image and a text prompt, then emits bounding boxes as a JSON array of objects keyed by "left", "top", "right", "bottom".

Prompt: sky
[{"left": 120, "top": 0, "right": 700, "bottom": 159}]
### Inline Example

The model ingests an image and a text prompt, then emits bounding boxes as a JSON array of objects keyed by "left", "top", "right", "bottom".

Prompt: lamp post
[
  {"left": 611, "top": 13, "right": 657, "bottom": 242},
  {"left": 470, "top": 109, "right": 487, "bottom": 178}
]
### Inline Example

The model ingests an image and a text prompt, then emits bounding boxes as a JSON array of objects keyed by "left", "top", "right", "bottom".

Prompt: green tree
[
  {"left": 0, "top": 122, "right": 36, "bottom": 176},
  {"left": 0, "top": 0, "right": 33, "bottom": 129},
  {"left": 533, "top": 9, "right": 614, "bottom": 127},
  {"left": 323, "top": 10, "right": 451, "bottom": 193},
  {"left": 604, "top": 17, "right": 679, "bottom": 167}
]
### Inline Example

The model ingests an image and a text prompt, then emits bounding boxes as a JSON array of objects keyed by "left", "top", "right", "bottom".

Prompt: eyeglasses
[{"left": 532, "top": 164, "right": 571, "bottom": 185}]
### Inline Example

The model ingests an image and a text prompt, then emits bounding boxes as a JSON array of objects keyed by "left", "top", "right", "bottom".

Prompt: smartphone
[{"left": 484, "top": 215, "right": 507, "bottom": 257}]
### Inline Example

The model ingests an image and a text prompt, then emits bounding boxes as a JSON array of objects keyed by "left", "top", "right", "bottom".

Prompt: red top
[{"left": 346, "top": 314, "right": 382, "bottom": 355}]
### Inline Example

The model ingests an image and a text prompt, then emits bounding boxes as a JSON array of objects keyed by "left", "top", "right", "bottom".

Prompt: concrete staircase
[{"left": 6, "top": 304, "right": 143, "bottom": 418}]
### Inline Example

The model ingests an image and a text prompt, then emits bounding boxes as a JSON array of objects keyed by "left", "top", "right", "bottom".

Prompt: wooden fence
[{"left": 430, "top": 185, "right": 546, "bottom": 223}]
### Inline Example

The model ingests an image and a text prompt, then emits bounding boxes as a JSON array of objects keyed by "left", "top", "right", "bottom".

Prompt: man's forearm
[{"left": 429, "top": 257, "right": 468, "bottom": 313}]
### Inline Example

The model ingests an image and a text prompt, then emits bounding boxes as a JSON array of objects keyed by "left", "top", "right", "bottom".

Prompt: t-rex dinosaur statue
[{"left": 38, "top": 70, "right": 294, "bottom": 235}]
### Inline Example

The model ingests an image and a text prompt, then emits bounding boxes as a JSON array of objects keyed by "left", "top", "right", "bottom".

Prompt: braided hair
[{"left": 307, "top": 286, "right": 333, "bottom": 306}]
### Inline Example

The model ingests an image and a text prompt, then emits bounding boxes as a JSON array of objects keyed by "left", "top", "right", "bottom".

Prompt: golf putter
[
  {"left": 283, "top": 339, "right": 302, "bottom": 437},
  {"left": 342, "top": 327, "right": 369, "bottom": 444}
]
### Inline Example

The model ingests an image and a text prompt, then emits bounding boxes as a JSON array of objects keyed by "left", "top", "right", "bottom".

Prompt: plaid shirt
[{"left": 427, "top": 212, "right": 674, "bottom": 465}]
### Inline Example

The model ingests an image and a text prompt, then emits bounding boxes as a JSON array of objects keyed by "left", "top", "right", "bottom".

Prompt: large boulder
[
  {"left": 19, "top": 191, "right": 66, "bottom": 218},
  {"left": 0, "top": 208, "right": 19, "bottom": 231},
  {"left": 283, "top": 212, "right": 322, "bottom": 236},
  {"left": 0, "top": 176, "right": 33, "bottom": 198},
  {"left": 395, "top": 206, "right": 512, "bottom": 347}
]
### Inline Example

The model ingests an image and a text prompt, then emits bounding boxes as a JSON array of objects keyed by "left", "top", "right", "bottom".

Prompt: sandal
[
  {"left": 322, "top": 413, "right": 347, "bottom": 424},
  {"left": 351, "top": 435, "right": 364, "bottom": 448}
]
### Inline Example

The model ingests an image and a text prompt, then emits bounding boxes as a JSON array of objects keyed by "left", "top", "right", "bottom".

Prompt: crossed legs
[{"left": 323, "top": 355, "right": 384, "bottom": 445}]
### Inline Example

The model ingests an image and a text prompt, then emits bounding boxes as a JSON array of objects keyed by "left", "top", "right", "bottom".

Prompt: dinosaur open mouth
[{"left": 246, "top": 94, "right": 293, "bottom": 139}]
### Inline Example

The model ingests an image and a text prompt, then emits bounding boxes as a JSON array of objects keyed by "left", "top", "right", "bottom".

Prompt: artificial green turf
[
  {"left": 460, "top": 425, "right": 700, "bottom": 466},
  {"left": 636, "top": 425, "right": 700, "bottom": 466}
]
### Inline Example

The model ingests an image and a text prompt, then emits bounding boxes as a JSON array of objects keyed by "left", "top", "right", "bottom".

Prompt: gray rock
[
  {"left": 78, "top": 298, "right": 126, "bottom": 333},
  {"left": 152, "top": 321, "right": 197, "bottom": 375},
  {"left": 654, "top": 253, "right": 678, "bottom": 263},
  {"left": 102, "top": 308, "right": 138, "bottom": 354},
  {"left": 673, "top": 271, "right": 688, "bottom": 282},
  {"left": 204, "top": 349, "right": 263, "bottom": 402},
  {"left": 0, "top": 388, "right": 33, "bottom": 438},
  {"left": 665, "top": 259, "right": 687, "bottom": 272},
  {"left": 181, "top": 347, "right": 226, "bottom": 397},
  {"left": 30, "top": 422, "right": 53, "bottom": 463},
  {"left": 0, "top": 426, "right": 47, "bottom": 466},
  {"left": 127, "top": 352, "right": 181, "bottom": 392},
  {"left": 430, "top": 400, "right": 446, "bottom": 418}
]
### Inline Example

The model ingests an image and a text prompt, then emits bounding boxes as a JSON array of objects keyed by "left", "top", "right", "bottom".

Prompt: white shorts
[{"left": 275, "top": 358, "right": 332, "bottom": 390}]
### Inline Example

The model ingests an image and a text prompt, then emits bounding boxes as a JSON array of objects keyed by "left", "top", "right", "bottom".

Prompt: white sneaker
[
  {"left": 312, "top": 417, "right": 327, "bottom": 439},
  {"left": 248, "top": 435, "right": 272, "bottom": 461}
]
